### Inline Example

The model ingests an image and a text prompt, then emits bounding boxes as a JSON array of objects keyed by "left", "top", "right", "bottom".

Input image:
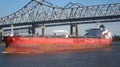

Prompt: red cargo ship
[{"left": 4, "top": 25, "right": 112, "bottom": 53}]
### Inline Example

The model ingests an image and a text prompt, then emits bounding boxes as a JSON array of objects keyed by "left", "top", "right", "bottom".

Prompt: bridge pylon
[
  {"left": 70, "top": 24, "right": 78, "bottom": 36},
  {"left": 31, "top": 24, "right": 45, "bottom": 36}
]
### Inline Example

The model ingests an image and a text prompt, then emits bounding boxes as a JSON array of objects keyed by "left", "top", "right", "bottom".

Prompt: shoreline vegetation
[{"left": 112, "top": 35, "right": 120, "bottom": 41}]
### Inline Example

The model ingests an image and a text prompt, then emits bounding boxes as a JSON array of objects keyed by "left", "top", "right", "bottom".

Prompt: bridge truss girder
[
  {"left": 0, "top": 0, "right": 120, "bottom": 35},
  {"left": 0, "top": 0, "right": 120, "bottom": 26}
]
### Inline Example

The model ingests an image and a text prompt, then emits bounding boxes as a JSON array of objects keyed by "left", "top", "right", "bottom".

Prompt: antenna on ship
[{"left": 10, "top": 24, "right": 14, "bottom": 36}]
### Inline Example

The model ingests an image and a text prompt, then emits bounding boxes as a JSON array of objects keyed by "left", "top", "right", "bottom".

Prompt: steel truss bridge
[{"left": 0, "top": 0, "right": 120, "bottom": 35}]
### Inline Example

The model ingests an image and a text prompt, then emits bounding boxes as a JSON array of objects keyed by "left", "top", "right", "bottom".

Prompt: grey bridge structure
[{"left": 0, "top": 0, "right": 120, "bottom": 36}]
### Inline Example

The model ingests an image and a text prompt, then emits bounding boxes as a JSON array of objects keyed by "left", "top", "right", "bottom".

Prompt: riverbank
[{"left": 112, "top": 35, "right": 120, "bottom": 41}]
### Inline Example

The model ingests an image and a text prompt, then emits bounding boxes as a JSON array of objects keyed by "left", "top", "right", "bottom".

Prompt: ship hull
[{"left": 4, "top": 36, "right": 112, "bottom": 53}]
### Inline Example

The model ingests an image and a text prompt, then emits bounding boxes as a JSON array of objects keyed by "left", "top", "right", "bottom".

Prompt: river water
[{"left": 0, "top": 42, "right": 120, "bottom": 67}]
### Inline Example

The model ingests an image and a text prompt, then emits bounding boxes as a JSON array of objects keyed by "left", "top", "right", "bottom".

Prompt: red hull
[{"left": 4, "top": 36, "right": 112, "bottom": 53}]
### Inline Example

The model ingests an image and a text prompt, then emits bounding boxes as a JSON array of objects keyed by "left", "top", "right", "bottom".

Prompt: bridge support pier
[
  {"left": 41, "top": 24, "right": 45, "bottom": 36},
  {"left": 31, "top": 24, "right": 45, "bottom": 36},
  {"left": 70, "top": 24, "right": 78, "bottom": 36},
  {"left": 31, "top": 24, "right": 35, "bottom": 35}
]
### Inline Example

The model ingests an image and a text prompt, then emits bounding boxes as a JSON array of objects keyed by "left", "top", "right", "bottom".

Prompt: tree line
[{"left": 112, "top": 35, "right": 120, "bottom": 41}]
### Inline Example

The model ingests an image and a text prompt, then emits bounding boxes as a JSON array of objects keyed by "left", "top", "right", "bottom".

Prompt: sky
[{"left": 0, "top": 0, "right": 120, "bottom": 36}]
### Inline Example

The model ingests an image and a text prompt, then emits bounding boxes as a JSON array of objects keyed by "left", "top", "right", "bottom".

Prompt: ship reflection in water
[{"left": 0, "top": 42, "right": 120, "bottom": 67}]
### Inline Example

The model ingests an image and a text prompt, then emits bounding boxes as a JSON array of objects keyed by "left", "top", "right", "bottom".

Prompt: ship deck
[{"left": 17, "top": 35, "right": 104, "bottom": 38}]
